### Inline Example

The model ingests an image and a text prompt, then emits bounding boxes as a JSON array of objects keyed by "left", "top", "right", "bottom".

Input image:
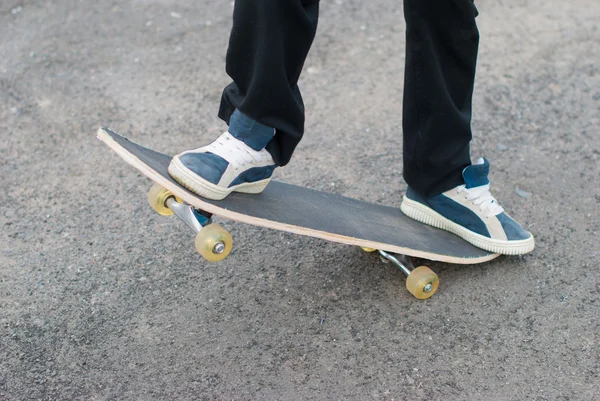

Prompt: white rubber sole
[
  {"left": 400, "top": 196, "right": 535, "bottom": 255},
  {"left": 168, "top": 156, "right": 271, "bottom": 201}
]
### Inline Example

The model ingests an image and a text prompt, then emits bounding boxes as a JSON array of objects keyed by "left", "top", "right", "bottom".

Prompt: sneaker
[
  {"left": 400, "top": 158, "right": 534, "bottom": 255},
  {"left": 168, "top": 131, "right": 277, "bottom": 200}
]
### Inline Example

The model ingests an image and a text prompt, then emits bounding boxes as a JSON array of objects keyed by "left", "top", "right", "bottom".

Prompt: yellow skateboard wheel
[
  {"left": 148, "top": 183, "right": 177, "bottom": 216},
  {"left": 406, "top": 265, "right": 439, "bottom": 299},
  {"left": 194, "top": 224, "right": 233, "bottom": 262}
]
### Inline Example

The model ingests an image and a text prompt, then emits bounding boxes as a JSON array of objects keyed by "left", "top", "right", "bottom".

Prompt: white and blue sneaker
[
  {"left": 168, "top": 131, "right": 277, "bottom": 200},
  {"left": 400, "top": 158, "right": 534, "bottom": 255}
]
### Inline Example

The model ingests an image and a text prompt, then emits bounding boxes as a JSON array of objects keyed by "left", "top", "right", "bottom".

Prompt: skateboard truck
[
  {"left": 362, "top": 248, "right": 439, "bottom": 299},
  {"left": 147, "top": 183, "right": 233, "bottom": 261},
  {"left": 165, "top": 197, "right": 211, "bottom": 233}
]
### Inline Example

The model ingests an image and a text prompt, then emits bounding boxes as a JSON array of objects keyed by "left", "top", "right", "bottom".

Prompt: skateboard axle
[{"left": 377, "top": 250, "right": 413, "bottom": 277}]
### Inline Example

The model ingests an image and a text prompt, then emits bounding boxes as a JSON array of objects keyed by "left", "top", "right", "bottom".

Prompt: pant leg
[
  {"left": 218, "top": 0, "right": 320, "bottom": 166},
  {"left": 402, "top": 0, "right": 480, "bottom": 197}
]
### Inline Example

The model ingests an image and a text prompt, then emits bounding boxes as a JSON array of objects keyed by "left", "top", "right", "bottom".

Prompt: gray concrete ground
[{"left": 1, "top": 0, "right": 599, "bottom": 399}]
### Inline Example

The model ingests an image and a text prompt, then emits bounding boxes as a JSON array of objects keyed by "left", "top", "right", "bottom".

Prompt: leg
[
  {"left": 218, "top": 0, "right": 320, "bottom": 166},
  {"left": 169, "top": 0, "right": 319, "bottom": 200},
  {"left": 402, "top": 0, "right": 479, "bottom": 197},
  {"left": 400, "top": 1, "right": 535, "bottom": 255}
]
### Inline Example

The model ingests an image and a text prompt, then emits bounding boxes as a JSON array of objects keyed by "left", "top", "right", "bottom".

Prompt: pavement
[{"left": 1, "top": 0, "right": 599, "bottom": 399}]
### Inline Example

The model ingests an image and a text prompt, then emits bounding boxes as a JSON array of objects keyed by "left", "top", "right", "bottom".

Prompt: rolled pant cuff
[{"left": 228, "top": 109, "right": 276, "bottom": 151}]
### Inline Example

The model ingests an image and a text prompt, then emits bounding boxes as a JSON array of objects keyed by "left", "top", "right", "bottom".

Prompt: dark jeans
[{"left": 218, "top": 0, "right": 479, "bottom": 197}]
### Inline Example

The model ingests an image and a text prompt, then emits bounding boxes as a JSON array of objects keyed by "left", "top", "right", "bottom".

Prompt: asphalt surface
[{"left": 1, "top": 0, "right": 599, "bottom": 399}]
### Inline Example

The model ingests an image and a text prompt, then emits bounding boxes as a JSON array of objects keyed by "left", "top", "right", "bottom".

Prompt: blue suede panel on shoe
[
  {"left": 496, "top": 213, "right": 531, "bottom": 240},
  {"left": 406, "top": 187, "right": 491, "bottom": 238},
  {"left": 406, "top": 186, "right": 491, "bottom": 238},
  {"left": 179, "top": 152, "right": 229, "bottom": 185},
  {"left": 229, "top": 109, "right": 275, "bottom": 151},
  {"left": 228, "top": 165, "right": 276, "bottom": 187},
  {"left": 426, "top": 194, "right": 491, "bottom": 238},
  {"left": 463, "top": 158, "right": 490, "bottom": 189}
]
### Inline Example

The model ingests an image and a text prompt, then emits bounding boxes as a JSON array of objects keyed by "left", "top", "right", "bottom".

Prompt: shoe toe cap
[
  {"left": 177, "top": 152, "right": 229, "bottom": 185},
  {"left": 496, "top": 213, "right": 532, "bottom": 241}
]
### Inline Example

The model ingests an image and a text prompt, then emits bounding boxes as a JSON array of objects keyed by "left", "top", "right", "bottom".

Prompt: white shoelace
[
  {"left": 456, "top": 184, "right": 504, "bottom": 217},
  {"left": 205, "top": 132, "right": 272, "bottom": 169}
]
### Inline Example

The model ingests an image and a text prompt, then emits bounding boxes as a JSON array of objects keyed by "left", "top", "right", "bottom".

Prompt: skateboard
[{"left": 97, "top": 127, "right": 499, "bottom": 299}]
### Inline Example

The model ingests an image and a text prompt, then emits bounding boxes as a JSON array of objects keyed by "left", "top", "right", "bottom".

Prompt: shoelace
[
  {"left": 456, "top": 184, "right": 504, "bottom": 217},
  {"left": 206, "top": 133, "right": 271, "bottom": 169}
]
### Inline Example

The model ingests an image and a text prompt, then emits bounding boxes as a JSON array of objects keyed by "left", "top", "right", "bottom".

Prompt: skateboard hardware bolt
[
  {"left": 423, "top": 283, "right": 433, "bottom": 293},
  {"left": 213, "top": 242, "right": 225, "bottom": 254}
]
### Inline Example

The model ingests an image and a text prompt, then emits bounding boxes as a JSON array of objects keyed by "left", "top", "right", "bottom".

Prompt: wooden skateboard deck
[{"left": 97, "top": 127, "right": 498, "bottom": 265}]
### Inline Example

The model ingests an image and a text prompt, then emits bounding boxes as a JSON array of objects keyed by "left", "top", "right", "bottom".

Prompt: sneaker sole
[
  {"left": 400, "top": 196, "right": 535, "bottom": 255},
  {"left": 168, "top": 156, "right": 271, "bottom": 201}
]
